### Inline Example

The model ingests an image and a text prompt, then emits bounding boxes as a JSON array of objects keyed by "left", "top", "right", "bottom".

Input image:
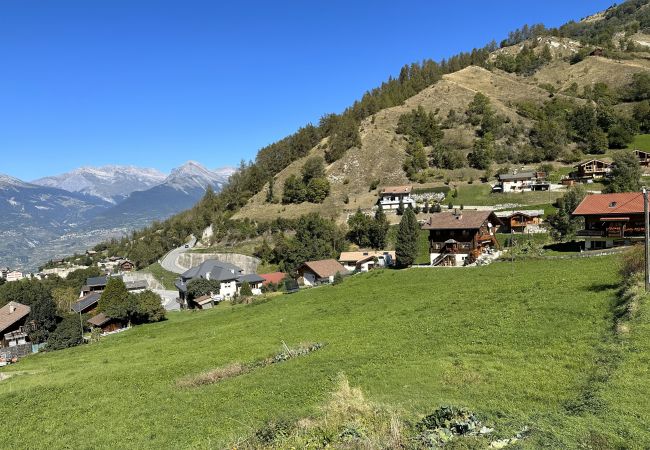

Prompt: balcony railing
[{"left": 577, "top": 229, "right": 645, "bottom": 238}]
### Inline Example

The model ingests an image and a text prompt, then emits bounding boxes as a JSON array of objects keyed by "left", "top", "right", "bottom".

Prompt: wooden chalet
[
  {"left": 571, "top": 159, "right": 612, "bottom": 181},
  {"left": 118, "top": 260, "right": 135, "bottom": 272},
  {"left": 71, "top": 292, "right": 102, "bottom": 315},
  {"left": 495, "top": 210, "right": 544, "bottom": 233},
  {"left": 421, "top": 210, "right": 500, "bottom": 266},
  {"left": 87, "top": 313, "right": 126, "bottom": 334},
  {"left": 297, "top": 259, "right": 348, "bottom": 286},
  {"left": 377, "top": 185, "right": 416, "bottom": 210},
  {"left": 572, "top": 192, "right": 645, "bottom": 250},
  {"left": 634, "top": 150, "right": 650, "bottom": 167},
  {"left": 0, "top": 302, "right": 31, "bottom": 348}
]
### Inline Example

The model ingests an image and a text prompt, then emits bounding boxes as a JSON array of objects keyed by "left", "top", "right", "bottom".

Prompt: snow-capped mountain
[
  {"left": 0, "top": 174, "right": 111, "bottom": 268},
  {"left": 89, "top": 161, "right": 232, "bottom": 227},
  {"left": 32, "top": 165, "right": 166, "bottom": 204},
  {"left": 1, "top": 162, "right": 234, "bottom": 270}
]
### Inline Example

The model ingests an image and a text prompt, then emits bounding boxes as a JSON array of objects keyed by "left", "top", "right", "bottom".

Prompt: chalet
[
  {"left": 259, "top": 272, "right": 287, "bottom": 287},
  {"left": 174, "top": 260, "right": 264, "bottom": 308},
  {"left": 118, "top": 259, "right": 135, "bottom": 272},
  {"left": 338, "top": 251, "right": 396, "bottom": 272},
  {"left": 422, "top": 210, "right": 500, "bottom": 266},
  {"left": 87, "top": 313, "right": 126, "bottom": 334},
  {"left": 297, "top": 259, "right": 348, "bottom": 286},
  {"left": 495, "top": 210, "right": 544, "bottom": 233},
  {"left": 634, "top": 150, "right": 650, "bottom": 167},
  {"left": 71, "top": 292, "right": 102, "bottom": 315},
  {"left": 192, "top": 294, "right": 216, "bottom": 309},
  {"left": 571, "top": 159, "right": 612, "bottom": 181},
  {"left": 572, "top": 192, "right": 645, "bottom": 250},
  {"left": 0, "top": 302, "right": 31, "bottom": 348},
  {"left": 81, "top": 275, "right": 111, "bottom": 296},
  {"left": 493, "top": 172, "right": 549, "bottom": 193},
  {"left": 378, "top": 186, "right": 416, "bottom": 210}
]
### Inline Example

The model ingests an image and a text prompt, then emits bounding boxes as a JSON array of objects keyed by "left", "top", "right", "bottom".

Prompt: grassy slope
[
  {"left": 452, "top": 183, "right": 563, "bottom": 207},
  {"left": 2, "top": 256, "right": 646, "bottom": 447},
  {"left": 140, "top": 262, "right": 178, "bottom": 290},
  {"left": 629, "top": 133, "right": 650, "bottom": 151}
]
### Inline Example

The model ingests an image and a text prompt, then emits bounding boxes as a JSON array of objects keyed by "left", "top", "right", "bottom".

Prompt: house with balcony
[
  {"left": 634, "top": 150, "right": 650, "bottom": 167},
  {"left": 338, "top": 251, "right": 395, "bottom": 272},
  {"left": 572, "top": 192, "right": 645, "bottom": 250},
  {"left": 377, "top": 185, "right": 416, "bottom": 210},
  {"left": 495, "top": 210, "right": 544, "bottom": 233},
  {"left": 492, "top": 172, "right": 549, "bottom": 193},
  {"left": 571, "top": 159, "right": 612, "bottom": 181},
  {"left": 422, "top": 210, "right": 500, "bottom": 266}
]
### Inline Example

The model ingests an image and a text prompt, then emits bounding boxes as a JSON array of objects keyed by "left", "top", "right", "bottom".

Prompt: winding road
[{"left": 160, "top": 236, "right": 197, "bottom": 274}]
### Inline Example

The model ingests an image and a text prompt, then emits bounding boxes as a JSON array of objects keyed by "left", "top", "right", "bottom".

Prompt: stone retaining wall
[{"left": 177, "top": 253, "right": 260, "bottom": 274}]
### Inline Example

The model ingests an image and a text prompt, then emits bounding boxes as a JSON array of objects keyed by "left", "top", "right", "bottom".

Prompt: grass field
[
  {"left": 451, "top": 183, "right": 564, "bottom": 207},
  {"left": 140, "top": 262, "right": 178, "bottom": 290},
  {"left": 628, "top": 133, "right": 650, "bottom": 151},
  {"left": 1, "top": 256, "right": 647, "bottom": 447}
]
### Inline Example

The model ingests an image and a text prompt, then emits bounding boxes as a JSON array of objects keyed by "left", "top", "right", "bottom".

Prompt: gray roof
[
  {"left": 71, "top": 292, "right": 101, "bottom": 313},
  {"left": 85, "top": 275, "right": 122, "bottom": 287},
  {"left": 237, "top": 274, "right": 265, "bottom": 284},
  {"left": 181, "top": 260, "right": 243, "bottom": 282},
  {"left": 125, "top": 280, "right": 148, "bottom": 290}
]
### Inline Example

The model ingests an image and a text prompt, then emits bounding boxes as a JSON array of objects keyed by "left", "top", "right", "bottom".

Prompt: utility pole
[{"left": 643, "top": 187, "right": 650, "bottom": 292}]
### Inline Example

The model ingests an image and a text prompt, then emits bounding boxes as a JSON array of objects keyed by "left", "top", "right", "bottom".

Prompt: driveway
[
  {"left": 154, "top": 289, "right": 181, "bottom": 311},
  {"left": 160, "top": 236, "right": 196, "bottom": 274}
]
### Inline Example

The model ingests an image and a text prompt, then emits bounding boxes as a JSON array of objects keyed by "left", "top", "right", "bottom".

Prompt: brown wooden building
[
  {"left": 571, "top": 159, "right": 612, "bottom": 181},
  {"left": 572, "top": 192, "right": 645, "bottom": 250},
  {"left": 495, "top": 210, "right": 544, "bottom": 233},
  {"left": 634, "top": 150, "right": 650, "bottom": 167},
  {"left": 87, "top": 313, "right": 125, "bottom": 334},
  {"left": 421, "top": 210, "right": 500, "bottom": 266}
]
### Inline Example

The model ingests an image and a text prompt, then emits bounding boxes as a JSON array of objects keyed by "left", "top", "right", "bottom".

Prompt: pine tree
[
  {"left": 369, "top": 206, "right": 389, "bottom": 249},
  {"left": 98, "top": 277, "right": 136, "bottom": 322},
  {"left": 396, "top": 199, "right": 405, "bottom": 216},
  {"left": 266, "top": 178, "right": 275, "bottom": 203},
  {"left": 239, "top": 281, "right": 253, "bottom": 297},
  {"left": 395, "top": 208, "right": 420, "bottom": 268}
]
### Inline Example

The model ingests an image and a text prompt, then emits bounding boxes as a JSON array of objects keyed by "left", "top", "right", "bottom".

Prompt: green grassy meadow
[
  {"left": 140, "top": 262, "right": 178, "bottom": 289},
  {"left": 451, "top": 183, "right": 563, "bottom": 207},
  {"left": 628, "top": 133, "right": 650, "bottom": 151},
  {"left": 1, "top": 256, "right": 647, "bottom": 447}
]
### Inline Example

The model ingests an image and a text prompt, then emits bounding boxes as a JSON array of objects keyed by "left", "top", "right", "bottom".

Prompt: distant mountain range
[{"left": 1, "top": 162, "right": 235, "bottom": 270}]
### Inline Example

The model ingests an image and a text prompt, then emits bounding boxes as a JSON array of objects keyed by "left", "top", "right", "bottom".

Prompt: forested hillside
[{"left": 96, "top": 0, "right": 650, "bottom": 268}]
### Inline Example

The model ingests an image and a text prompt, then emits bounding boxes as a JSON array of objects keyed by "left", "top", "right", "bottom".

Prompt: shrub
[
  {"left": 333, "top": 271, "right": 344, "bottom": 285},
  {"left": 620, "top": 244, "right": 645, "bottom": 279},
  {"left": 46, "top": 314, "right": 83, "bottom": 351}
]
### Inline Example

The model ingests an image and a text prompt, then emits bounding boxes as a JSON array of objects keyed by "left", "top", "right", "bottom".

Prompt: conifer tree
[{"left": 395, "top": 208, "right": 419, "bottom": 268}]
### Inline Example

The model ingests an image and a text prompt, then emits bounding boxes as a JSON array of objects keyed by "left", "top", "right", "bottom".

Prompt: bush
[
  {"left": 332, "top": 272, "right": 344, "bottom": 285},
  {"left": 46, "top": 314, "right": 83, "bottom": 351},
  {"left": 620, "top": 244, "right": 645, "bottom": 279}
]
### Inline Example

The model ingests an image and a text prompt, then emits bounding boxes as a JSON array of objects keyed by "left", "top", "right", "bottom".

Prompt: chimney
[{"left": 9, "top": 303, "right": 15, "bottom": 314}]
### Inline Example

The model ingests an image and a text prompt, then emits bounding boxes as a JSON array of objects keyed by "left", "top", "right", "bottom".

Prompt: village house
[
  {"left": 80, "top": 275, "right": 146, "bottom": 297},
  {"left": 259, "top": 272, "right": 287, "bottom": 288},
  {"left": 297, "top": 259, "right": 348, "bottom": 286},
  {"left": 572, "top": 192, "right": 645, "bottom": 250},
  {"left": 422, "top": 210, "right": 500, "bottom": 266},
  {"left": 71, "top": 291, "right": 102, "bottom": 315},
  {"left": 5, "top": 271, "right": 24, "bottom": 282},
  {"left": 571, "top": 159, "right": 612, "bottom": 181},
  {"left": 377, "top": 185, "right": 416, "bottom": 210},
  {"left": 118, "top": 259, "right": 135, "bottom": 272},
  {"left": 0, "top": 267, "right": 8, "bottom": 279},
  {"left": 634, "top": 150, "right": 650, "bottom": 167},
  {"left": 174, "top": 259, "right": 264, "bottom": 308},
  {"left": 492, "top": 172, "right": 549, "bottom": 193},
  {"left": 495, "top": 210, "right": 544, "bottom": 233},
  {"left": 338, "top": 251, "right": 396, "bottom": 272},
  {"left": 87, "top": 313, "right": 125, "bottom": 334},
  {"left": 0, "top": 302, "right": 31, "bottom": 350}
]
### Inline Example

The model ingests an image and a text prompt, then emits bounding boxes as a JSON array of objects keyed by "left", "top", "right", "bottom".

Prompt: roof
[
  {"left": 574, "top": 159, "right": 611, "bottom": 168},
  {"left": 259, "top": 272, "right": 286, "bottom": 286},
  {"left": 0, "top": 302, "right": 30, "bottom": 334},
  {"left": 237, "top": 274, "right": 265, "bottom": 284},
  {"left": 125, "top": 280, "right": 148, "bottom": 290},
  {"left": 194, "top": 295, "right": 213, "bottom": 305},
  {"left": 497, "top": 172, "right": 535, "bottom": 181},
  {"left": 71, "top": 292, "right": 101, "bottom": 313},
  {"left": 181, "top": 259, "right": 243, "bottom": 281},
  {"left": 495, "top": 210, "right": 544, "bottom": 219},
  {"left": 300, "top": 259, "right": 348, "bottom": 279},
  {"left": 338, "top": 251, "right": 396, "bottom": 263},
  {"left": 87, "top": 313, "right": 112, "bottom": 327},
  {"left": 85, "top": 275, "right": 123, "bottom": 288},
  {"left": 421, "top": 210, "right": 499, "bottom": 230},
  {"left": 572, "top": 192, "right": 644, "bottom": 216},
  {"left": 380, "top": 185, "right": 412, "bottom": 195}
]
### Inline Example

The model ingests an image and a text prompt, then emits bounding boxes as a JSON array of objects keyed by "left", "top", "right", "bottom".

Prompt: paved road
[
  {"left": 160, "top": 236, "right": 196, "bottom": 274},
  {"left": 153, "top": 289, "right": 181, "bottom": 311}
]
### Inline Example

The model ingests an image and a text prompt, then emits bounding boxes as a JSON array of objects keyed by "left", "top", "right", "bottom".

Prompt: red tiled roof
[
  {"left": 572, "top": 192, "right": 644, "bottom": 216},
  {"left": 259, "top": 272, "right": 286, "bottom": 286}
]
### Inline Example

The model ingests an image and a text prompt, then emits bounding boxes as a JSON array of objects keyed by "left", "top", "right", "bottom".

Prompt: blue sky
[{"left": 1, "top": 0, "right": 614, "bottom": 180}]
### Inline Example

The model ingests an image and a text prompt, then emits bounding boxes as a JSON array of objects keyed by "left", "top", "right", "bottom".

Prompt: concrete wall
[
  {"left": 177, "top": 253, "right": 260, "bottom": 274},
  {"left": 122, "top": 273, "right": 164, "bottom": 290}
]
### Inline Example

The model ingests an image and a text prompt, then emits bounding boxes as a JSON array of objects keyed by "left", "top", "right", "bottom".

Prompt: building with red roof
[
  {"left": 572, "top": 192, "right": 645, "bottom": 250},
  {"left": 259, "top": 272, "right": 286, "bottom": 287}
]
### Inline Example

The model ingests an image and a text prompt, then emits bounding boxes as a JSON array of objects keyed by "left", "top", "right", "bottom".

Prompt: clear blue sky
[{"left": 1, "top": 0, "right": 614, "bottom": 180}]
